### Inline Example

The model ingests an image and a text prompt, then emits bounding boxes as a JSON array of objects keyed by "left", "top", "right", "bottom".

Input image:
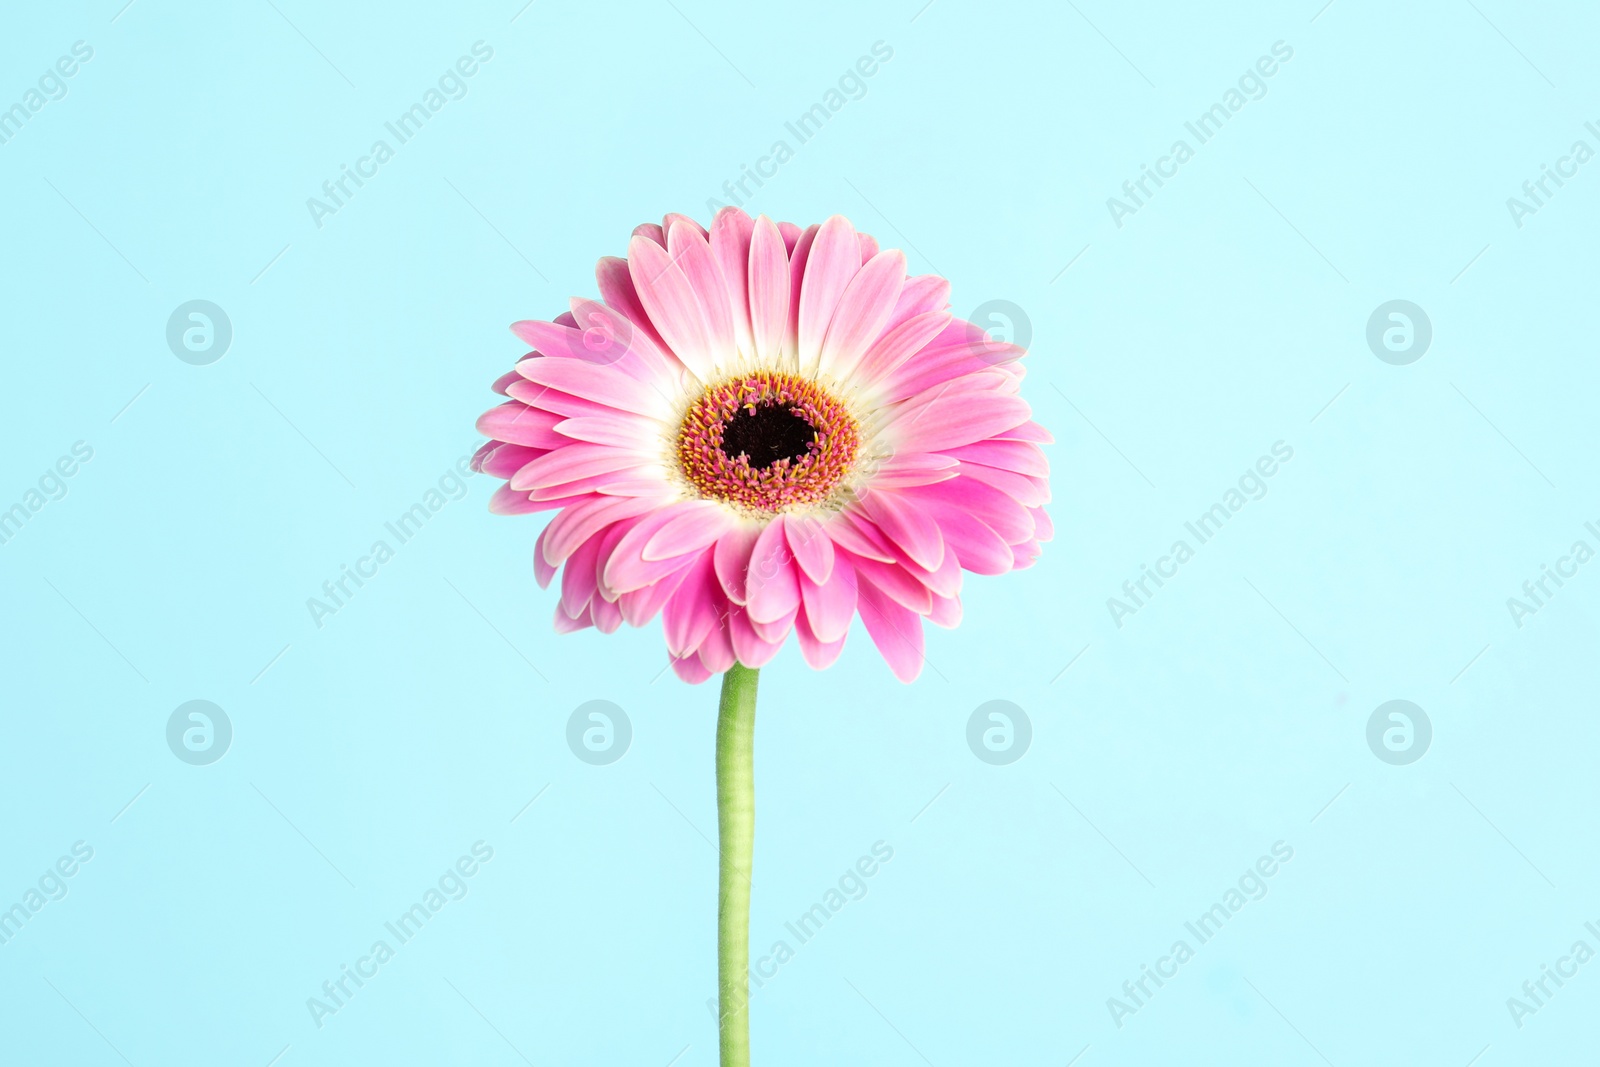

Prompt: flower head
[{"left": 473, "top": 210, "right": 1051, "bottom": 682}]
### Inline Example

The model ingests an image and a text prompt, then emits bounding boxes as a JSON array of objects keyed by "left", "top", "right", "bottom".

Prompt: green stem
[{"left": 716, "top": 663, "right": 760, "bottom": 1067}]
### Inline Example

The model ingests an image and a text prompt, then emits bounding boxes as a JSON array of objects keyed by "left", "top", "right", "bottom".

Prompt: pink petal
[
  {"left": 561, "top": 534, "right": 604, "bottom": 617},
  {"left": 1012, "top": 539, "right": 1042, "bottom": 569},
  {"left": 476, "top": 403, "right": 565, "bottom": 448},
  {"left": 592, "top": 595, "right": 624, "bottom": 634},
  {"left": 526, "top": 468, "right": 668, "bottom": 503},
  {"left": 593, "top": 475, "right": 675, "bottom": 499},
  {"left": 747, "top": 606, "right": 796, "bottom": 645},
  {"left": 553, "top": 601, "right": 593, "bottom": 634},
  {"left": 783, "top": 514, "right": 835, "bottom": 584},
  {"left": 490, "top": 483, "right": 550, "bottom": 516},
  {"left": 713, "top": 522, "right": 762, "bottom": 604},
  {"left": 643, "top": 501, "right": 736, "bottom": 561},
  {"left": 533, "top": 526, "right": 557, "bottom": 587},
  {"left": 516, "top": 308, "right": 646, "bottom": 372},
  {"left": 591, "top": 522, "right": 633, "bottom": 602},
  {"left": 569, "top": 297, "right": 673, "bottom": 374},
  {"left": 514, "top": 351, "right": 667, "bottom": 418},
  {"left": 506, "top": 380, "right": 621, "bottom": 420},
  {"left": 946, "top": 439, "right": 1050, "bottom": 478},
  {"left": 478, "top": 443, "right": 545, "bottom": 479},
  {"left": 667, "top": 219, "right": 735, "bottom": 369},
  {"left": 795, "top": 606, "right": 847, "bottom": 670},
  {"left": 697, "top": 615, "right": 737, "bottom": 673},
  {"left": 929, "top": 506, "right": 1014, "bottom": 575},
  {"left": 782, "top": 224, "right": 820, "bottom": 367},
  {"left": 891, "top": 392, "right": 1031, "bottom": 453},
  {"left": 867, "top": 452, "right": 960, "bottom": 488},
  {"left": 596, "top": 256, "right": 667, "bottom": 351},
  {"left": 602, "top": 504, "right": 710, "bottom": 594},
  {"left": 1029, "top": 505, "right": 1054, "bottom": 542},
  {"left": 999, "top": 420, "right": 1054, "bottom": 444},
  {"left": 552, "top": 416, "right": 657, "bottom": 449},
  {"left": 881, "top": 347, "right": 1024, "bottom": 405},
  {"left": 662, "top": 212, "right": 707, "bottom": 239},
  {"left": 902, "top": 480, "right": 1031, "bottom": 544},
  {"left": 729, "top": 607, "right": 785, "bottom": 668},
  {"left": 907, "top": 535, "right": 963, "bottom": 599},
  {"left": 848, "top": 552, "right": 934, "bottom": 615},
  {"left": 510, "top": 318, "right": 561, "bottom": 351},
  {"left": 507, "top": 496, "right": 595, "bottom": 518},
  {"left": 747, "top": 216, "right": 791, "bottom": 365},
  {"left": 956, "top": 460, "right": 1050, "bottom": 508},
  {"left": 663, "top": 554, "right": 722, "bottom": 655},
  {"left": 855, "top": 490, "right": 945, "bottom": 571},
  {"left": 710, "top": 207, "right": 756, "bottom": 359},
  {"left": 510, "top": 444, "right": 641, "bottom": 492},
  {"left": 928, "top": 592, "right": 962, "bottom": 628},
  {"left": 799, "top": 563, "right": 857, "bottom": 643},
  {"left": 618, "top": 557, "right": 697, "bottom": 627},
  {"left": 826, "top": 509, "right": 898, "bottom": 562},
  {"left": 628, "top": 234, "right": 716, "bottom": 382},
  {"left": 856, "top": 581, "right": 924, "bottom": 682},
  {"left": 632, "top": 222, "right": 666, "bottom": 246},
  {"left": 671, "top": 652, "right": 714, "bottom": 684},
  {"left": 745, "top": 518, "right": 802, "bottom": 624},
  {"left": 883, "top": 274, "right": 951, "bottom": 333},
  {"left": 542, "top": 496, "right": 657, "bottom": 565},
  {"left": 796, "top": 215, "right": 860, "bottom": 375},
  {"left": 818, "top": 249, "right": 906, "bottom": 381},
  {"left": 853, "top": 310, "right": 953, "bottom": 387}
]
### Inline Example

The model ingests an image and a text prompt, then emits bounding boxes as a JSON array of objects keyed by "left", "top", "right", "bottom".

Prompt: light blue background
[{"left": 2, "top": 1, "right": 1597, "bottom": 1064}]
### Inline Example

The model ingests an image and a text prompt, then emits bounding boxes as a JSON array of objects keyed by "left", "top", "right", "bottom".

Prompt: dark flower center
[
  {"left": 719, "top": 404, "right": 816, "bottom": 469},
  {"left": 676, "top": 371, "right": 861, "bottom": 514}
]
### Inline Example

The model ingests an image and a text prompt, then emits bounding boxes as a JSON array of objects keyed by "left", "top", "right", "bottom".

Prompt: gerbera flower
[
  {"left": 471, "top": 209, "right": 1051, "bottom": 1065},
  {"left": 471, "top": 209, "right": 1051, "bottom": 682}
]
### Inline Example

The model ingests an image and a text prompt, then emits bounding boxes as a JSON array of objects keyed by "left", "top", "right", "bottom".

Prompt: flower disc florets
[{"left": 676, "top": 371, "right": 860, "bottom": 515}]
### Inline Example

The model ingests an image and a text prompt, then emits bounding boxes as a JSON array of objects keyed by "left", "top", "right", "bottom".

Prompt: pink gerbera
[{"left": 471, "top": 209, "right": 1051, "bottom": 683}]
